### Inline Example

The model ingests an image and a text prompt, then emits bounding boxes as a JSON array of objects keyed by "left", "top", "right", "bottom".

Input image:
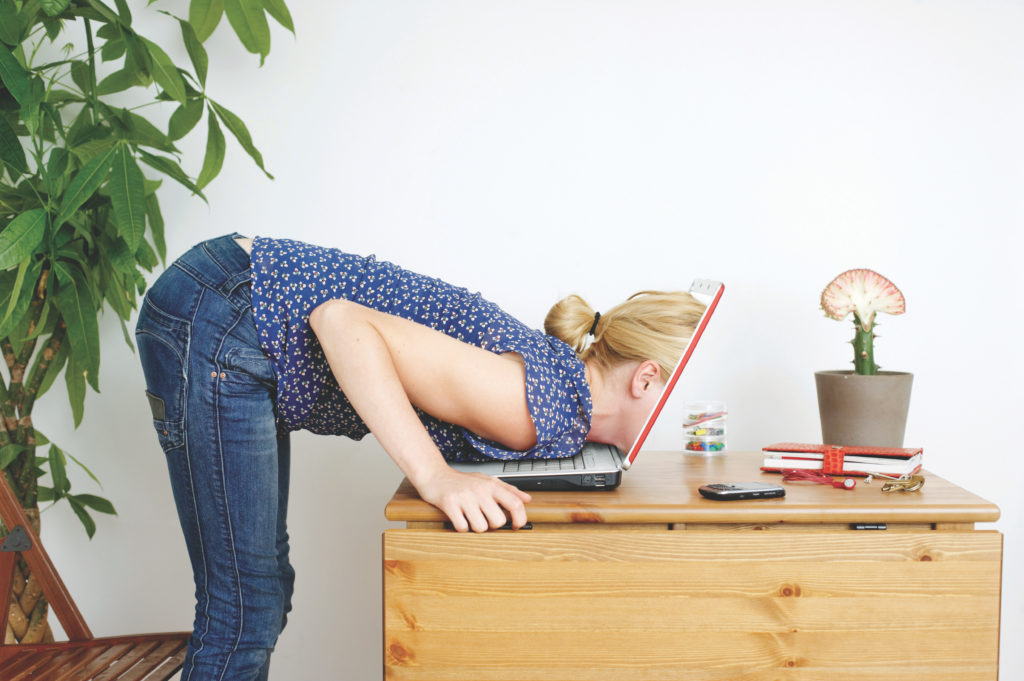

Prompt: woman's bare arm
[{"left": 308, "top": 298, "right": 534, "bottom": 532}]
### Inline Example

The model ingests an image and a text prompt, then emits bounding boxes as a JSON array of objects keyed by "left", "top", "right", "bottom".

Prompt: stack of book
[{"left": 761, "top": 443, "right": 923, "bottom": 477}]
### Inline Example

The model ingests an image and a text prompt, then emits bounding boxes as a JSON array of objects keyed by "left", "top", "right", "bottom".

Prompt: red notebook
[{"left": 761, "top": 442, "right": 923, "bottom": 477}]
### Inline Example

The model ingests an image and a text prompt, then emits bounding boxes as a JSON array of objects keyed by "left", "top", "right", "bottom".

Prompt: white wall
[{"left": 30, "top": 1, "right": 1020, "bottom": 678}]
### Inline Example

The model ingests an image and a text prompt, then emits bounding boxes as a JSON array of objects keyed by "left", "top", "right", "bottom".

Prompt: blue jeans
[{"left": 135, "top": 234, "right": 294, "bottom": 681}]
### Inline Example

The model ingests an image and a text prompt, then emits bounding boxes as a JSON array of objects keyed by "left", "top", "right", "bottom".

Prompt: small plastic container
[{"left": 683, "top": 401, "right": 727, "bottom": 455}]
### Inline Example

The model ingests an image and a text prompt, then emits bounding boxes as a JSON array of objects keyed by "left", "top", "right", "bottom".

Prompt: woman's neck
[{"left": 584, "top": 360, "right": 631, "bottom": 452}]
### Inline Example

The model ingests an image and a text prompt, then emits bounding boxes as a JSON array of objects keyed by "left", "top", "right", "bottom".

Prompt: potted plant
[
  {"left": 0, "top": 0, "right": 291, "bottom": 644},
  {"left": 815, "top": 268, "right": 912, "bottom": 447}
]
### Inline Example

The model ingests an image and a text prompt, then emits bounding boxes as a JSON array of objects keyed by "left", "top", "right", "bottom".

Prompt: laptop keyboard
[{"left": 502, "top": 451, "right": 590, "bottom": 473}]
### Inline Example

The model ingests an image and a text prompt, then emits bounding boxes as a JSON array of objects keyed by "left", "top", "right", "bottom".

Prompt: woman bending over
[{"left": 135, "top": 233, "right": 705, "bottom": 681}]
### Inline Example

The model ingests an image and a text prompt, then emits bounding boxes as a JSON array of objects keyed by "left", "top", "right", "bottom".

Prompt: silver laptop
[{"left": 450, "top": 279, "right": 724, "bottom": 490}]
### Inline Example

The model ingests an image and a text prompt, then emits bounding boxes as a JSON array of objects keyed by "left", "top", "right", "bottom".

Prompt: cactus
[
  {"left": 821, "top": 270, "right": 905, "bottom": 376},
  {"left": 851, "top": 313, "right": 877, "bottom": 374}
]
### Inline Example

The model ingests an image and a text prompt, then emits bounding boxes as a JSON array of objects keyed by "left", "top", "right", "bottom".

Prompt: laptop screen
[{"left": 621, "top": 279, "right": 724, "bottom": 469}]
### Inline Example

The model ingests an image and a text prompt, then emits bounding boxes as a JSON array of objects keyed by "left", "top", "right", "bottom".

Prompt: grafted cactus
[{"left": 820, "top": 269, "right": 905, "bottom": 375}]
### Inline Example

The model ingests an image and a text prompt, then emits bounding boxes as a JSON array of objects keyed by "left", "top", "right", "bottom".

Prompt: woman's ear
[{"left": 630, "top": 360, "right": 661, "bottom": 398}]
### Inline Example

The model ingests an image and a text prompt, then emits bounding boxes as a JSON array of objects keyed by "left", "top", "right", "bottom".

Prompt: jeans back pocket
[{"left": 136, "top": 299, "right": 190, "bottom": 452}]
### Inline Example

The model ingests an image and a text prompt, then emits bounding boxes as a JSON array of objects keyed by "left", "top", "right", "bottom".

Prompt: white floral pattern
[{"left": 249, "top": 237, "right": 592, "bottom": 461}]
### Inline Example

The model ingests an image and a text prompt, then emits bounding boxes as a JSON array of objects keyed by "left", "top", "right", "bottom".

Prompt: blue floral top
[{"left": 248, "top": 237, "right": 592, "bottom": 462}]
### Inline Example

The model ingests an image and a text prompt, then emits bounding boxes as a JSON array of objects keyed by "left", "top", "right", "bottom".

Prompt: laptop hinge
[{"left": 617, "top": 448, "right": 631, "bottom": 470}]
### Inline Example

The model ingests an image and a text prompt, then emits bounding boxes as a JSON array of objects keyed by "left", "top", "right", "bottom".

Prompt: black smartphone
[{"left": 698, "top": 482, "right": 786, "bottom": 500}]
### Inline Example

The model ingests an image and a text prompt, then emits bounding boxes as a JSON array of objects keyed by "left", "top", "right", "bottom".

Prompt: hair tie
[{"left": 588, "top": 312, "right": 601, "bottom": 337}]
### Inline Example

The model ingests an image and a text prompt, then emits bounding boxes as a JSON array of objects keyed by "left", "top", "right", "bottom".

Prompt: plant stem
[
  {"left": 852, "top": 314, "right": 877, "bottom": 376},
  {"left": 83, "top": 19, "right": 99, "bottom": 126},
  {"left": 0, "top": 366, "right": 15, "bottom": 444},
  {"left": 21, "top": 325, "right": 65, "bottom": 417}
]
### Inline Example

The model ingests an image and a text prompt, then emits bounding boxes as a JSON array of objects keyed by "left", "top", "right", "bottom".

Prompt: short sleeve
[{"left": 458, "top": 334, "right": 591, "bottom": 461}]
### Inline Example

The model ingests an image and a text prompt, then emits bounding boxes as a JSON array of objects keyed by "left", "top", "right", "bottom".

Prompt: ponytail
[{"left": 545, "top": 290, "right": 707, "bottom": 381}]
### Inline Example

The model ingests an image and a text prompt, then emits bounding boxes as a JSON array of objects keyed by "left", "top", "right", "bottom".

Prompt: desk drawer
[{"left": 383, "top": 530, "right": 1001, "bottom": 681}]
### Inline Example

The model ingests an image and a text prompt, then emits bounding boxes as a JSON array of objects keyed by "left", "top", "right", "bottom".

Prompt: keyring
[{"left": 881, "top": 475, "right": 925, "bottom": 492}]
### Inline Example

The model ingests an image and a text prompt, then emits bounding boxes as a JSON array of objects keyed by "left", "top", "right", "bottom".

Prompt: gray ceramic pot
[{"left": 814, "top": 370, "right": 913, "bottom": 447}]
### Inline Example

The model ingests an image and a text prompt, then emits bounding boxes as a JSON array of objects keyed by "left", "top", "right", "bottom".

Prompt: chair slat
[
  {"left": 0, "top": 635, "right": 189, "bottom": 681},
  {"left": 89, "top": 639, "right": 163, "bottom": 681},
  {"left": 7, "top": 641, "right": 103, "bottom": 681},
  {"left": 0, "top": 645, "right": 52, "bottom": 679},
  {"left": 133, "top": 648, "right": 189, "bottom": 681},
  {"left": 105, "top": 639, "right": 188, "bottom": 681}
]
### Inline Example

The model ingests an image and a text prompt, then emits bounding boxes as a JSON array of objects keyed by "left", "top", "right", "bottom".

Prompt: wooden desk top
[{"left": 385, "top": 451, "right": 1000, "bottom": 525}]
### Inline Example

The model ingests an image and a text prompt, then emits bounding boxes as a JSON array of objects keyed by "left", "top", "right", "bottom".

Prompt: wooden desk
[{"left": 383, "top": 452, "right": 1002, "bottom": 680}]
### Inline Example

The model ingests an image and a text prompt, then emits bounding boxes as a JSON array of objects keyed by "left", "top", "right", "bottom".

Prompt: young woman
[{"left": 135, "top": 233, "right": 706, "bottom": 681}]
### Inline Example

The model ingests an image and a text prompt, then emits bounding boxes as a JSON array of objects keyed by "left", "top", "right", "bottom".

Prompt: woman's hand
[{"left": 413, "top": 465, "right": 532, "bottom": 533}]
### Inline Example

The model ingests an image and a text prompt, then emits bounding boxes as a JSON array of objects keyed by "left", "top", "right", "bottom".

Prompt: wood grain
[{"left": 383, "top": 531, "right": 1001, "bottom": 681}]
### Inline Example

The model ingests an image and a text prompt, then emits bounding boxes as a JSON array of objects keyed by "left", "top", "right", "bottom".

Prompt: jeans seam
[
  {"left": 182, "top": 288, "right": 207, "bottom": 681},
  {"left": 135, "top": 329, "right": 187, "bottom": 373},
  {"left": 213, "top": 303, "right": 249, "bottom": 681}
]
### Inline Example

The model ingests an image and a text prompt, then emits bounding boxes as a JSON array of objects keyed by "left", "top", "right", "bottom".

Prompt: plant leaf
[
  {"left": 111, "top": 108, "right": 176, "bottom": 152},
  {"left": 67, "top": 496, "right": 96, "bottom": 538},
  {"left": 0, "top": 114, "right": 28, "bottom": 175},
  {"left": 260, "top": 0, "right": 293, "bottom": 34},
  {"left": 39, "top": 0, "right": 71, "bottom": 16},
  {"left": 35, "top": 339, "right": 69, "bottom": 401},
  {"left": 0, "top": 208, "right": 47, "bottom": 270},
  {"left": 82, "top": 0, "right": 122, "bottom": 26},
  {"left": 64, "top": 352, "right": 86, "bottom": 426},
  {"left": 145, "top": 192, "right": 166, "bottom": 262},
  {"left": 55, "top": 147, "right": 116, "bottom": 230},
  {"left": 112, "top": 0, "right": 132, "bottom": 25},
  {"left": 109, "top": 146, "right": 146, "bottom": 252},
  {"left": 0, "top": 260, "right": 33, "bottom": 339},
  {"left": 190, "top": 0, "right": 225, "bottom": 42},
  {"left": 69, "top": 137, "right": 116, "bottom": 165},
  {"left": 224, "top": 0, "right": 270, "bottom": 58},
  {"left": 54, "top": 262, "right": 101, "bottom": 393},
  {"left": 137, "top": 149, "right": 207, "bottom": 200},
  {"left": 71, "top": 493, "right": 116, "bottom": 515},
  {"left": 0, "top": 3, "right": 25, "bottom": 46},
  {"left": 96, "top": 67, "right": 139, "bottom": 96},
  {"left": 0, "top": 43, "right": 29, "bottom": 105},
  {"left": 196, "top": 106, "right": 225, "bottom": 190},
  {"left": 140, "top": 37, "right": 186, "bottom": 105},
  {"left": 100, "top": 37, "right": 126, "bottom": 62},
  {"left": 19, "top": 75, "right": 44, "bottom": 136},
  {"left": 209, "top": 99, "right": 272, "bottom": 178},
  {"left": 0, "top": 443, "right": 26, "bottom": 469},
  {"left": 134, "top": 231, "right": 157, "bottom": 270},
  {"left": 168, "top": 97, "right": 205, "bottom": 140},
  {"left": 48, "top": 444, "right": 69, "bottom": 496},
  {"left": 178, "top": 16, "right": 209, "bottom": 86},
  {"left": 47, "top": 147, "right": 69, "bottom": 180}
]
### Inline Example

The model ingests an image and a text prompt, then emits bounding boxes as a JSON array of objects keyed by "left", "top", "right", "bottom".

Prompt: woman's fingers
[
  {"left": 492, "top": 485, "right": 530, "bottom": 529},
  {"left": 463, "top": 505, "right": 491, "bottom": 533},
  {"left": 429, "top": 471, "right": 532, "bottom": 532}
]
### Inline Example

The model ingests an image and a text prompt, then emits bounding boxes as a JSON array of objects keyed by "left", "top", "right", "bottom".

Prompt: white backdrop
[{"left": 29, "top": 1, "right": 1021, "bottom": 678}]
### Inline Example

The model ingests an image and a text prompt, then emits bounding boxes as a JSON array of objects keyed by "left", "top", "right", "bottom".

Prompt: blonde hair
[{"left": 544, "top": 291, "right": 708, "bottom": 381}]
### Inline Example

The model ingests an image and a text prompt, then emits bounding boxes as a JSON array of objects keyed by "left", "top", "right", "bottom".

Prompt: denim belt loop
[{"left": 174, "top": 233, "right": 252, "bottom": 307}]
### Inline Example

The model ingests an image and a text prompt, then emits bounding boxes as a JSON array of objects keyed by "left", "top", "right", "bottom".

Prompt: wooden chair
[{"left": 0, "top": 472, "right": 189, "bottom": 680}]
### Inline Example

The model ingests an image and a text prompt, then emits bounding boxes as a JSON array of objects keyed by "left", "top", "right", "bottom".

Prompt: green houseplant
[
  {"left": 814, "top": 269, "right": 912, "bottom": 447},
  {"left": 0, "top": 0, "right": 291, "bottom": 643}
]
